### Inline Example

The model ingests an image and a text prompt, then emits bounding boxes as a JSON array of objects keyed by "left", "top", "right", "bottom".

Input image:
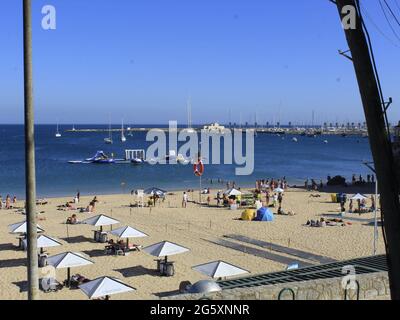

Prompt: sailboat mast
[{"left": 187, "top": 96, "right": 192, "bottom": 129}]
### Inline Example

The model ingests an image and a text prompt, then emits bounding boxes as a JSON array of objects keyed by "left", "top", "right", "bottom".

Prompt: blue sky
[{"left": 0, "top": 0, "right": 399, "bottom": 125}]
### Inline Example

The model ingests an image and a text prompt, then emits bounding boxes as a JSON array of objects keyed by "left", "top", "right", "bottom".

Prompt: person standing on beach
[
  {"left": 265, "top": 191, "right": 270, "bottom": 207},
  {"left": 0, "top": 195, "right": 3, "bottom": 209},
  {"left": 5, "top": 195, "right": 11, "bottom": 209},
  {"left": 278, "top": 192, "right": 283, "bottom": 206},
  {"left": 182, "top": 192, "right": 188, "bottom": 208}
]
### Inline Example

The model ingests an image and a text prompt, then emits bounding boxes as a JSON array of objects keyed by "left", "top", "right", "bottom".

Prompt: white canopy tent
[
  {"left": 351, "top": 193, "right": 368, "bottom": 201},
  {"left": 79, "top": 276, "right": 135, "bottom": 299},
  {"left": 109, "top": 226, "right": 148, "bottom": 247},
  {"left": 143, "top": 241, "right": 189, "bottom": 263},
  {"left": 47, "top": 252, "right": 94, "bottom": 286},
  {"left": 224, "top": 188, "right": 242, "bottom": 196},
  {"left": 22, "top": 234, "right": 62, "bottom": 254},
  {"left": 82, "top": 214, "right": 120, "bottom": 232},
  {"left": 8, "top": 221, "right": 44, "bottom": 234},
  {"left": 192, "top": 260, "right": 250, "bottom": 279},
  {"left": 273, "top": 188, "right": 284, "bottom": 193}
]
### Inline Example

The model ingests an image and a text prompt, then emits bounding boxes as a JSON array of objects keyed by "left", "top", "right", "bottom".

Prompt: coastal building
[{"left": 202, "top": 123, "right": 227, "bottom": 134}]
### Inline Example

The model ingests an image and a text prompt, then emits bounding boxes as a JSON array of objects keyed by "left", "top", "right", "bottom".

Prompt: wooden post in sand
[
  {"left": 335, "top": 0, "right": 400, "bottom": 299},
  {"left": 23, "top": 0, "right": 39, "bottom": 300}
]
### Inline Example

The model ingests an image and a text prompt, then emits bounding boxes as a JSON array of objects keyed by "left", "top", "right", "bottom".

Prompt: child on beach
[
  {"left": 182, "top": 192, "right": 188, "bottom": 208},
  {"left": 272, "top": 193, "right": 278, "bottom": 207}
]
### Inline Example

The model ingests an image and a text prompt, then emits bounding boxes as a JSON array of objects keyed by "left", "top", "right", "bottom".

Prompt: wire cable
[
  {"left": 360, "top": 2, "right": 400, "bottom": 47},
  {"left": 379, "top": 0, "right": 400, "bottom": 42},
  {"left": 383, "top": 0, "right": 400, "bottom": 27}
]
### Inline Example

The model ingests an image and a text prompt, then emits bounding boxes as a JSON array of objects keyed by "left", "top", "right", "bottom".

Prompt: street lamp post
[{"left": 363, "top": 161, "right": 379, "bottom": 256}]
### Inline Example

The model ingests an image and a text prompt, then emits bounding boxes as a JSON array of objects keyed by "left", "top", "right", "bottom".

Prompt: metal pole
[
  {"left": 23, "top": 0, "right": 39, "bottom": 300},
  {"left": 363, "top": 162, "right": 379, "bottom": 256},
  {"left": 199, "top": 175, "right": 202, "bottom": 204}
]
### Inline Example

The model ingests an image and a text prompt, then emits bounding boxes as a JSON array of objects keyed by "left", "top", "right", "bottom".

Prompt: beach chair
[
  {"left": 127, "top": 244, "right": 142, "bottom": 252},
  {"left": 136, "top": 190, "right": 144, "bottom": 208}
]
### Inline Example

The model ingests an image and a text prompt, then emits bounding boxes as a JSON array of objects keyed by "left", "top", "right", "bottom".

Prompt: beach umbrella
[
  {"left": 109, "top": 226, "right": 148, "bottom": 247},
  {"left": 192, "top": 261, "right": 249, "bottom": 279},
  {"left": 351, "top": 193, "right": 367, "bottom": 200},
  {"left": 79, "top": 276, "right": 135, "bottom": 299},
  {"left": 47, "top": 252, "right": 94, "bottom": 286},
  {"left": 8, "top": 221, "right": 44, "bottom": 234},
  {"left": 22, "top": 234, "right": 62, "bottom": 254},
  {"left": 223, "top": 188, "right": 242, "bottom": 196},
  {"left": 143, "top": 187, "right": 167, "bottom": 196},
  {"left": 143, "top": 241, "right": 189, "bottom": 263},
  {"left": 82, "top": 214, "right": 120, "bottom": 232},
  {"left": 273, "top": 188, "right": 284, "bottom": 193}
]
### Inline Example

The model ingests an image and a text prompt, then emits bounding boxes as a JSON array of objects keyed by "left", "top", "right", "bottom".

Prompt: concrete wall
[{"left": 163, "top": 272, "right": 390, "bottom": 300}]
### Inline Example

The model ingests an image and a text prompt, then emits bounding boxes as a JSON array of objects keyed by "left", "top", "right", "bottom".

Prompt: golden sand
[{"left": 0, "top": 188, "right": 384, "bottom": 300}]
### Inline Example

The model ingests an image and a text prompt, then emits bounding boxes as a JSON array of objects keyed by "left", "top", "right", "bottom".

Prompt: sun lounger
[
  {"left": 127, "top": 244, "right": 142, "bottom": 252},
  {"left": 68, "top": 274, "right": 90, "bottom": 289}
]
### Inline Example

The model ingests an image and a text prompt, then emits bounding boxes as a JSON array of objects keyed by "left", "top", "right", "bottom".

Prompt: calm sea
[{"left": 0, "top": 125, "right": 373, "bottom": 198}]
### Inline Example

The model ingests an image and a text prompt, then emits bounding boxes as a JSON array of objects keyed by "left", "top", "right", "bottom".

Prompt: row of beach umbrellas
[{"left": 8, "top": 212, "right": 249, "bottom": 298}]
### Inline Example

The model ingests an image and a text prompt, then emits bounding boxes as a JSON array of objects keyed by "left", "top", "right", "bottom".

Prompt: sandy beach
[{"left": 0, "top": 186, "right": 385, "bottom": 300}]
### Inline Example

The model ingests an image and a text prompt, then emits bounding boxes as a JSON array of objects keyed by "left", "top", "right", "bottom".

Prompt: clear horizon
[{"left": 1, "top": 0, "right": 399, "bottom": 125}]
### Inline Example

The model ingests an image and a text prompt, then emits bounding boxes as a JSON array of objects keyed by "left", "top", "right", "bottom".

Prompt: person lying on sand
[
  {"left": 57, "top": 202, "right": 76, "bottom": 211},
  {"left": 66, "top": 214, "right": 79, "bottom": 225},
  {"left": 306, "top": 218, "right": 352, "bottom": 227},
  {"left": 309, "top": 194, "right": 321, "bottom": 198}
]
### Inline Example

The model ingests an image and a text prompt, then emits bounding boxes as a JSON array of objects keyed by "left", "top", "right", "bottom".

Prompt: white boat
[
  {"left": 202, "top": 123, "right": 227, "bottom": 134},
  {"left": 55, "top": 122, "right": 61, "bottom": 138},
  {"left": 292, "top": 137, "right": 298, "bottom": 142},
  {"left": 104, "top": 118, "right": 113, "bottom": 144},
  {"left": 121, "top": 120, "right": 126, "bottom": 142},
  {"left": 72, "top": 124, "right": 76, "bottom": 131}
]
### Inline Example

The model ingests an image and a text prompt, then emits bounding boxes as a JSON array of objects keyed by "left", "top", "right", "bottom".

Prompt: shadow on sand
[
  {"left": 154, "top": 290, "right": 181, "bottom": 298},
  {"left": 0, "top": 258, "right": 26, "bottom": 269},
  {"left": 114, "top": 265, "right": 159, "bottom": 278},
  {"left": 0, "top": 243, "right": 18, "bottom": 251},
  {"left": 13, "top": 280, "right": 28, "bottom": 292},
  {"left": 61, "top": 235, "right": 94, "bottom": 244},
  {"left": 82, "top": 249, "right": 107, "bottom": 258}
]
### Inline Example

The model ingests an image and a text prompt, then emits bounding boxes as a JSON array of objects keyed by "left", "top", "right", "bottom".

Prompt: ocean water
[{"left": 0, "top": 125, "right": 373, "bottom": 198}]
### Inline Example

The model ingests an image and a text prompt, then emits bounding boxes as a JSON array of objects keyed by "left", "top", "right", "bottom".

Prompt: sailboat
[
  {"left": 55, "top": 122, "right": 61, "bottom": 138},
  {"left": 72, "top": 124, "right": 76, "bottom": 132},
  {"left": 104, "top": 119, "right": 113, "bottom": 144},
  {"left": 186, "top": 96, "right": 196, "bottom": 133},
  {"left": 127, "top": 124, "right": 133, "bottom": 136},
  {"left": 121, "top": 120, "right": 126, "bottom": 142}
]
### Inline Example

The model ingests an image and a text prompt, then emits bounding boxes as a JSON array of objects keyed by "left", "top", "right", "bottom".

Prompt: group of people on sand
[
  {"left": 351, "top": 174, "right": 375, "bottom": 185},
  {"left": 255, "top": 178, "right": 288, "bottom": 192},
  {"left": 347, "top": 195, "right": 375, "bottom": 214},
  {"left": 305, "top": 179, "right": 324, "bottom": 191},
  {"left": 0, "top": 195, "right": 17, "bottom": 210},
  {"left": 62, "top": 194, "right": 98, "bottom": 223}
]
